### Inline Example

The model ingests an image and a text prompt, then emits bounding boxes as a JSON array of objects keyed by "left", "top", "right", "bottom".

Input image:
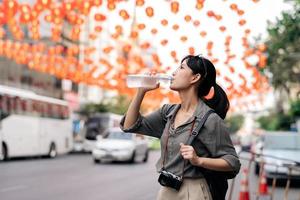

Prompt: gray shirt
[{"left": 120, "top": 99, "right": 241, "bottom": 178}]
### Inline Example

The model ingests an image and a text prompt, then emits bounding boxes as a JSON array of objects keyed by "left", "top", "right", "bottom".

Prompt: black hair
[{"left": 181, "top": 55, "right": 230, "bottom": 119}]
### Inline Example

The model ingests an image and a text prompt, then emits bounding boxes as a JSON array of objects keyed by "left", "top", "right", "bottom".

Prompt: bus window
[
  {"left": 47, "top": 103, "right": 53, "bottom": 118},
  {"left": 52, "top": 104, "right": 59, "bottom": 119},
  {"left": 40, "top": 102, "right": 46, "bottom": 117},
  {"left": 20, "top": 99, "right": 27, "bottom": 114},
  {"left": 62, "top": 106, "right": 69, "bottom": 119},
  {"left": 0, "top": 95, "right": 2, "bottom": 111},
  {"left": 57, "top": 105, "right": 63, "bottom": 119},
  {"left": 14, "top": 97, "right": 21, "bottom": 114}
]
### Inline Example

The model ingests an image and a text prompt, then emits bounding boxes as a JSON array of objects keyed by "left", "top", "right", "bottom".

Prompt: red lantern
[
  {"left": 94, "top": 13, "right": 106, "bottom": 21},
  {"left": 136, "top": 0, "right": 145, "bottom": 7},
  {"left": 180, "top": 36, "right": 187, "bottom": 42},
  {"left": 193, "top": 20, "right": 200, "bottom": 27},
  {"left": 145, "top": 7, "right": 154, "bottom": 17},
  {"left": 170, "top": 1, "right": 179, "bottom": 14},
  {"left": 161, "top": 19, "right": 168, "bottom": 26},
  {"left": 172, "top": 24, "right": 179, "bottom": 30},
  {"left": 239, "top": 19, "right": 246, "bottom": 26},
  {"left": 151, "top": 28, "right": 157, "bottom": 34},
  {"left": 137, "top": 23, "right": 146, "bottom": 30},
  {"left": 119, "top": 9, "right": 130, "bottom": 20},
  {"left": 189, "top": 47, "right": 195, "bottom": 55}
]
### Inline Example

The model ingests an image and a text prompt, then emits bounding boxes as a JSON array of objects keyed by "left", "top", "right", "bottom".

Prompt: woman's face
[{"left": 170, "top": 59, "right": 199, "bottom": 91}]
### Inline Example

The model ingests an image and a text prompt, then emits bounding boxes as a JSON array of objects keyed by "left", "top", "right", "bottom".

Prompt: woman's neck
[{"left": 178, "top": 89, "right": 199, "bottom": 113}]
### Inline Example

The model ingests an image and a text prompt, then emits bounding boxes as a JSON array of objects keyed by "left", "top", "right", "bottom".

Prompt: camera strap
[{"left": 161, "top": 109, "right": 215, "bottom": 177}]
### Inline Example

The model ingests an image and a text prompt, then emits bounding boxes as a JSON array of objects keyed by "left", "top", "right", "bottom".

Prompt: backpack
[{"left": 186, "top": 110, "right": 236, "bottom": 200}]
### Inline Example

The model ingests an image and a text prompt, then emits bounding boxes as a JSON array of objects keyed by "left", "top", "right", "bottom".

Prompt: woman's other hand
[{"left": 180, "top": 143, "right": 200, "bottom": 166}]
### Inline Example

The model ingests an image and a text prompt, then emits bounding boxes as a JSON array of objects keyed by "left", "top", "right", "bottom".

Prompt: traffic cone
[
  {"left": 259, "top": 170, "right": 269, "bottom": 195},
  {"left": 239, "top": 168, "right": 250, "bottom": 200}
]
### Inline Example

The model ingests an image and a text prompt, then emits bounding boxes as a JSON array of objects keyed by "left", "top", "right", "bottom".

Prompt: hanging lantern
[
  {"left": 161, "top": 19, "right": 168, "bottom": 26},
  {"left": 94, "top": 26, "right": 103, "bottom": 32},
  {"left": 189, "top": 47, "right": 195, "bottom": 55},
  {"left": 207, "top": 11, "right": 215, "bottom": 17},
  {"left": 239, "top": 19, "right": 246, "bottom": 26},
  {"left": 145, "top": 7, "right": 154, "bottom": 17},
  {"left": 170, "top": 1, "right": 179, "bottom": 14},
  {"left": 180, "top": 36, "right": 187, "bottom": 42},
  {"left": 200, "top": 31, "right": 207, "bottom": 37},
  {"left": 137, "top": 23, "right": 146, "bottom": 30},
  {"left": 170, "top": 50, "right": 176, "bottom": 58},
  {"left": 136, "top": 0, "right": 144, "bottom": 7},
  {"left": 230, "top": 3, "right": 238, "bottom": 10},
  {"left": 130, "top": 31, "right": 138, "bottom": 39},
  {"left": 151, "top": 28, "right": 157, "bottom": 35},
  {"left": 160, "top": 39, "right": 168, "bottom": 46},
  {"left": 94, "top": 13, "right": 106, "bottom": 21},
  {"left": 119, "top": 9, "right": 130, "bottom": 20},
  {"left": 237, "top": 10, "right": 245, "bottom": 16},
  {"left": 184, "top": 15, "right": 192, "bottom": 22},
  {"left": 219, "top": 26, "right": 226, "bottom": 32},
  {"left": 172, "top": 24, "right": 179, "bottom": 30},
  {"left": 193, "top": 20, "right": 200, "bottom": 27}
]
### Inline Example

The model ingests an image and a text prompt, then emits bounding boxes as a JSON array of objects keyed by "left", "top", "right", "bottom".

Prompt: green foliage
[
  {"left": 290, "top": 99, "right": 300, "bottom": 117},
  {"left": 257, "top": 112, "right": 293, "bottom": 131},
  {"left": 263, "top": 1, "right": 300, "bottom": 96},
  {"left": 257, "top": 99, "right": 300, "bottom": 131},
  {"left": 80, "top": 95, "right": 130, "bottom": 115},
  {"left": 225, "top": 115, "right": 245, "bottom": 134}
]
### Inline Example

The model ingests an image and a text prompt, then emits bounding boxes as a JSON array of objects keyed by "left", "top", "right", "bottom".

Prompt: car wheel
[
  {"left": 143, "top": 150, "right": 149, "bottom": 163},
  {"left": 94, "top": 159, "right": 100, "bottom": 164},
  {"left": 255, "top": 163, "right": 260, "bottom": 175},
  {"left": 48, "top": 143, "right": 57, "bottom": 158},
  {"left": 129, "top": 151, "right": 136, "bottom": 163},
  {"left": 0, "top": 143, "right": 8, "bottom": 161}
]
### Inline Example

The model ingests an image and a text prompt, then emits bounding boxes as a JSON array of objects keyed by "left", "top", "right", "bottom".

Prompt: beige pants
[{"left": 156, "top": 178, "right": 212, "bottom": 200}]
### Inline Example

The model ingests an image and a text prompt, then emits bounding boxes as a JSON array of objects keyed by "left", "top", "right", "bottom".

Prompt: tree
[
  {"left": 225, "top": 114, "right": 245, "bottom": 134},
  {"left": 79, "top": 95, "right": 130, "bottom": 116},
  {"left": 264, "top": 0, "right": 300, "bottom": 99}
]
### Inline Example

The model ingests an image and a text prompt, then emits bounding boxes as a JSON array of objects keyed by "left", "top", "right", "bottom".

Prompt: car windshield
[{"left": 106, "top": 131, "right": 132, "bottom": 140}]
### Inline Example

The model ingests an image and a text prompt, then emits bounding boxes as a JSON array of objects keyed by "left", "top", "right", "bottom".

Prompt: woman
[{"left": 120, "top": 55, "right": 241, "bottom": 200}]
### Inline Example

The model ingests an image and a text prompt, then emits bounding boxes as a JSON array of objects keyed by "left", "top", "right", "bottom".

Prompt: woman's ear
[{"left": 191, "top": 73, "right": 201, "bottom": 83}]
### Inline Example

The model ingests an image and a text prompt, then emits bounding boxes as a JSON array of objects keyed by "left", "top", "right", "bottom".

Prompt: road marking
[{"left": 0, "top": 185, "right": 28, "bottom": 193}]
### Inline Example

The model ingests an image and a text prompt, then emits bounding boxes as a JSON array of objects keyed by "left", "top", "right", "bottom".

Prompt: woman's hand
[
  {"left": 137, "top": 83, "right": 160, "bottom": 94},
  {"left": 179, "top": 143, "right": 201, "bottom": 166}
]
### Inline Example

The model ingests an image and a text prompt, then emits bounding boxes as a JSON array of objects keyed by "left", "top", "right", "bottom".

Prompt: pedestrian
[{"left": 120, "top": 55, "right": 241, "bottom": 200}]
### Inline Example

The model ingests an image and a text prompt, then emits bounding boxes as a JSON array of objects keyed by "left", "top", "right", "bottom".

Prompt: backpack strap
[{"left": 186, "top": 109, "right": 215, "bottom": 145}]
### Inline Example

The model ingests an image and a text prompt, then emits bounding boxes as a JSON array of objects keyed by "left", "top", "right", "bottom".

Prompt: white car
[
  {"left": 92, "top": 128, "right": 149, "bottom": 163},
  {"left": 253, "top": 132, "right": 300, "bottom": 182}
]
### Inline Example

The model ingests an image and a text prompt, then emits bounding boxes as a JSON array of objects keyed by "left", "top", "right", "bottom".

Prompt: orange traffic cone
[
  {"left": 259, "top": 170, "right": 269, "bottom": 195},
  {"left": 239, "top": 168, "right": 250, "bottom": 200}
]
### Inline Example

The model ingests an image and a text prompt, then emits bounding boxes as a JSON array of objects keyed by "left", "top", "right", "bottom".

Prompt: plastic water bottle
[{"left": 126, "top": 74, "right": 173, "bottom": 88}]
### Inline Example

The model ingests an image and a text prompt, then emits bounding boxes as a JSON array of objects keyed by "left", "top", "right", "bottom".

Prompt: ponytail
[
  {"left": 182, "top": 55, "right": 230, "bottom": 119},
  {"left": 202, "top": 84, "right": 229, "bottom": 119}
]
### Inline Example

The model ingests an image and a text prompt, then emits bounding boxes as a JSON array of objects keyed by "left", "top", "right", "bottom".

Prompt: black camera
[{"left": 158, "top": 170, "right": 183, "bottom": 191}]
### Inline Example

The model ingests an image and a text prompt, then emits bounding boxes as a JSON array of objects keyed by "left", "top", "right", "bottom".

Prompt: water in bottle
[{"left": 126, "top": 74, "right": 173, "bottom": 88}]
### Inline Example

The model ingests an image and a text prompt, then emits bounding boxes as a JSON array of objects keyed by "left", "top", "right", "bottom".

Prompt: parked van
[
  {"left": 253, "top": 132, "right": 300, "bottom": 181},
  {"left": 83, "top": 113, "right": 122, "bottom": 152}
]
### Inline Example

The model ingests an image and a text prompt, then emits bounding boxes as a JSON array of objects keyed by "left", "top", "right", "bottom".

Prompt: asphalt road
[{"left": 0, "top": 151, "right": 299, "bottom": 200}]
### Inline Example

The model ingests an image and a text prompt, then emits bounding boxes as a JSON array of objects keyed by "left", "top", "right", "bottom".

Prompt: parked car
[
  {"left": 252, "top": 132, "right": 300, "bottom": 182},
  {"left": 92, "top": 127, "right": 149, "bottom": 163}
]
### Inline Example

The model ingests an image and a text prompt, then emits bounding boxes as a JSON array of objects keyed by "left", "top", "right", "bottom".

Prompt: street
[{"left": 0, "top": 151, "right": 299, "bottom": 200}]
